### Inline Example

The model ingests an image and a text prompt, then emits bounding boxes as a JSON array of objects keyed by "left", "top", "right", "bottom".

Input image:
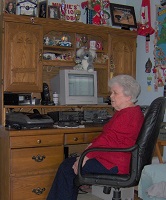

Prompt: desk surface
[{"left": 1, "top": 126, "right": 103, "bottom": 136}]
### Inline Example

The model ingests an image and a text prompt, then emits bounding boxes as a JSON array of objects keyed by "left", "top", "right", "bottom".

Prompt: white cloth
[
  {"left": 147, "top": 181, "right": 166, "bottom": 198},
  {"left": 138, "top": 164, "right": 166, "bottom": 200}
]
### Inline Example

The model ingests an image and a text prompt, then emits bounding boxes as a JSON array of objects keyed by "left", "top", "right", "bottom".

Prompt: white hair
[{"left": 108, "top": 75, "right": 141, "bottom": 103}]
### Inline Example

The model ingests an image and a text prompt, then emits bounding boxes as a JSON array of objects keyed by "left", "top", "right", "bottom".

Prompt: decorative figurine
[
  {"left": 74, "top": 47, "right": 96, "bottom": 72},
  {"left": 74, "top": 10, "right": 81, "bottom": 22},
  {"left": 60, "top": 0, "right": 66, "bottom": 20}
]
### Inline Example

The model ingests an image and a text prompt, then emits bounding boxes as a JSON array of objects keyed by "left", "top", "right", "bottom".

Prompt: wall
[
  {"left": 133, "top": 0, "right": 164, "bottom": 106},
  {"left": 132, "top": 0, "right": 166, "bottom": 160},
  {"left": 121, "top": 0, "right": 162, "bottom": 106}
]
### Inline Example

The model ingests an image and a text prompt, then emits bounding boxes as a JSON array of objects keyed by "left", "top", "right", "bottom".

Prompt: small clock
[{"left": 16, "top": 0, "right": 37, "bottom": 16}]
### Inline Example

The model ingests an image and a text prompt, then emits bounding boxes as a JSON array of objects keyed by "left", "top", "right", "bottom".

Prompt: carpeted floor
[
  {"left": 77, "top": 193, "right": 140, "bottom": 200},
  {"left": 78, "top": 192, "right": 102, "bottom": 200},
  {"left": 77, "top": 192, "right": 140, "bottom": 200},
  {"left": 77, "top": 186, "right": 141, "bottom": 200}
]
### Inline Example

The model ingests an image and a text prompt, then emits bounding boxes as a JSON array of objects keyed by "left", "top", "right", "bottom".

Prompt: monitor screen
[{"left": 69, "top": 74, "right": 94, "bottom": 96}]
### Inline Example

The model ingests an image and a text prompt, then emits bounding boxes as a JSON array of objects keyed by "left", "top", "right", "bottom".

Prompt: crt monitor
[{"left": 50, "top": 69, "right": 98, "bottom": 105}]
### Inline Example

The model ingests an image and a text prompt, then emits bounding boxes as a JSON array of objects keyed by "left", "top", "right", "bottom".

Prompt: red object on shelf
[{"left": 137, "top": 0, "right": 155, "bottom": 36}]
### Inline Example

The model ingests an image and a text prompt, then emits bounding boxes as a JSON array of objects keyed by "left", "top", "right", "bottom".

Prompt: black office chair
[{"left": 75, "top": 97, "right": 166, "bottom": 200}]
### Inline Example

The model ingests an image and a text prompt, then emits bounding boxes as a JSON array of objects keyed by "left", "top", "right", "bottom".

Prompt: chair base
[
  {"left": 103, "top": 186, "right": 112, "bottom": 194},
  {"left": 112, "top": 189, "right": 121, "bottom": 200},
  {"left": 103, "top": 187, "right": 121, "bottom": 200},
  {"left": 92, "top": 185, "right": 134, "bottom": 200}
]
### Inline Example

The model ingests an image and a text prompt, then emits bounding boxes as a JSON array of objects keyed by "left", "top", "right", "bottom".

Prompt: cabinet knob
[
  {"left": 37, "top": 139, "right": 41, "bottom": 144},
  {"left": 32, "top": 187, "right": 46, "bottom": 195},
  {"left": 39, "top": 49, "right": 42, "bottom": 62},
  {"left": 32, "top": 154, "right": 45, "bottom": 162},
  {"left": 30, "top": 17, "right": 35, "bottom": 24},
  {"left": 110, "top": 55, "right": 115, "bottom": 79},
  {"left": 73, "top": 137, "right": 78, "bottom": 141}
]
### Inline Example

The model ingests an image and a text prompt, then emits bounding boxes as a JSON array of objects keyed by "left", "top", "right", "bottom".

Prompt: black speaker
[{"left": 41, "top": 83, "right": 54, "bottom": 105}]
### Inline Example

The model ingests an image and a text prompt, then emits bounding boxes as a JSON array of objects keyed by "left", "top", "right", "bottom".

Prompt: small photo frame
[
  {"left": 110, "top": 3, "right": 137, "bottom": 29},
  {"left": 38, "top": 1, "right": 47, "bottom": 18},
  {"left": 5, "top": 0, "right": 16, "bottom": 14},
  {"left": 48, "top": 6, "right": 60, "bottom": 19},
  {"left": 161, "top": 0, "right": 166, "bottom": 6}
]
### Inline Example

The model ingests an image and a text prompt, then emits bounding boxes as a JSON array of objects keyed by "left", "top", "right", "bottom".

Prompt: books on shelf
[{"left": 86, "top": 8, "right": 95, "bottom": 24}]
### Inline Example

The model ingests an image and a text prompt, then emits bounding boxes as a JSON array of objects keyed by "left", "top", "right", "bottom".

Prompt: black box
[{"left": 4, "top": 93, "right": 31, "bottom": 105}]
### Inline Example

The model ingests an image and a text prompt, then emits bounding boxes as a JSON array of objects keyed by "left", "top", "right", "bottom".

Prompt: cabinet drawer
[
  {"left": 64, "top": 133, "right": 84, "bottom": 144},
  {"left": 84, "top": 132, "right": 100, "bottom": 143},
  {"left": 11, "top": 146, "right": 63, "bottom": 174},
  {"left": 10, "top": 134, "right": 64, "bottom": 148},
  {"left": 11, "top": 174, "right": 55, "bottom": 200}
]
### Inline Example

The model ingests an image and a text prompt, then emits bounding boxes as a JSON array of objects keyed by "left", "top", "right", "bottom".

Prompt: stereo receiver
[
  {"left": 47, "top": 111, "right": 84, "bottom": 123},
  {"left": 4, "top": 93, "right": 31, "bottom": 105}
]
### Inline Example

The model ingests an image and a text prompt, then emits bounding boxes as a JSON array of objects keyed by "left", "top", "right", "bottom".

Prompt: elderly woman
[{"left": 47, "top": 74, "right": 144, "bottom": 200}]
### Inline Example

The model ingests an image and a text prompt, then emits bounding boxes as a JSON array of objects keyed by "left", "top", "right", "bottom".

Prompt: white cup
[
  {"left": 53, "top": 93, "right": 58, "bottom": 98},
  {"left": 53, "top": 98, "right": 58, "bottom": 105},
  {"left": 53, "top": 93, "right": 58, "bottom": 105}
]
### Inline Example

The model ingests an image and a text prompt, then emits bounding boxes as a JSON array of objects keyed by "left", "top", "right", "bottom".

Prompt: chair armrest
[
  {"left": 77, "top": 145, "right": 138, "bottom": 176},
  {"left": 75, "top": 145, "right": 139, "bottom": 187}
]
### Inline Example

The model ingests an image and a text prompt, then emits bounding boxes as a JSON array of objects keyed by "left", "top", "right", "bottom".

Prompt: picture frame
[
  {"left": 48, "top": 5, "right": 60, "bottom": 19},
  {"left": 16, "top": 0, "right": 37, "bottom": 16},
  {"left": 38, "top": 1, "right": 47, "bottom": 18},
  {"left": 110, "top": 3, "right": 137, "bottom": 29},
  {"left": 161, "top": 0, "right": 166, "bottom": 6},
  {"left": 4, "top": 0, "right": 16, "bottom": 14}
]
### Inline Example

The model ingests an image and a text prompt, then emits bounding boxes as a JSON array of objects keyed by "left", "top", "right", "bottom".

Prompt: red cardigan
[{"left": 86, "top": 106, "right": 144, "bottom": 174}]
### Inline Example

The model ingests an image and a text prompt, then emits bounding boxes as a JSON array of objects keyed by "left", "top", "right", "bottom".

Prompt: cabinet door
[
  {"left": 110, "top": 35, "right": 136, "bottom": 78},
  {"left": 4, "top": 22, "right": 43, "bottom": 92}
]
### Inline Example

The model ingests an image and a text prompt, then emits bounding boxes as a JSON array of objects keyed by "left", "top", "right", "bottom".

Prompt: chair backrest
[{"left": 136, "top": 97, "right": 166, "bottom": 180}]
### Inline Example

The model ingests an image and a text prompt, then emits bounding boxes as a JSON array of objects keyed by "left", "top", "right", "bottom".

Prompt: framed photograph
[
  {"left": 161, "top": 0, "right": 166, "bottom": 6},
  {"left": 48, "top": 6, "right": 60, "bottom": 19},
  {"left": 110, "top": 3, "right": 137, "bottom": 29},
  {"left": 38, "top": 1, "right": 47, "bottom": 18},
  {"left": 5, "top": 0, "right": 16, "bottom": 14}
]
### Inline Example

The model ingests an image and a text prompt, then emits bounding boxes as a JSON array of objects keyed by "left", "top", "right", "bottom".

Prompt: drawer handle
[
  {"left": 73, "top": 137, "right": 78, "bottom": 141},
  {"left": 32, "top": 154, "right": 46, "bottom": 162},
  {"left": 32, "top": 187, "right": 46, "bottom": 195},
  {"left": 37, "top": 139, "right": 41, "bottom": 144}
]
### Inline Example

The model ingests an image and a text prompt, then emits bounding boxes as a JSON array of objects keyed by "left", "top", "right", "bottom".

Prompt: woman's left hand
[{"left": 72, "top": 156, "right": 89, "bottom": 175}]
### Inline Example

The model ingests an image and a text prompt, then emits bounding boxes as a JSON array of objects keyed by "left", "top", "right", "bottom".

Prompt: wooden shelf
[
  {"left": 42, "top": 60, "right": 75, "bottom": 66},
  {"left": 4, "top": 104, "right": 110, "bottom": 109},
  {"left": 43, "top": 45, "right": 74, "bottom": 51}
]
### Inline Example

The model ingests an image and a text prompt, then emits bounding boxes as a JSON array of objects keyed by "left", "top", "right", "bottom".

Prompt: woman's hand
[
  {"left": 86, "top": 143, "right": 92, "bottom": 149},
  {"left": 72, "top": 156, "right": 89, "bottom": 175}
]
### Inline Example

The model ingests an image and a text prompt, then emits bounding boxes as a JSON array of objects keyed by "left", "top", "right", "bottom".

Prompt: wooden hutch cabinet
[
  {"left": 0, "top": 126, "right": 102, "bottom": 200},
  {"left": 0, "top": 11, "right": 137, "bottom": 200}
]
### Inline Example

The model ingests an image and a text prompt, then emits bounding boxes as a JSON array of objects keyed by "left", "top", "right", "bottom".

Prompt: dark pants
[{"left": 47, "top": 157, "right": 118, "bottom": 200}]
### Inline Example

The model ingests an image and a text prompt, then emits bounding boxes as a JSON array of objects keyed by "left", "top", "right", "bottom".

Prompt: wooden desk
[
  {"left": 155, "top": 139, "right": 166, "bottom": 163},
  {"left": 0, "top": 126, "right": 102, "bottom": 200}
]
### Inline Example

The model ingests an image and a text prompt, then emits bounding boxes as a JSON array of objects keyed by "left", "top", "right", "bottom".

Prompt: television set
[{"left": 50, "top": 69, "right": 98, "bottom": 105}]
